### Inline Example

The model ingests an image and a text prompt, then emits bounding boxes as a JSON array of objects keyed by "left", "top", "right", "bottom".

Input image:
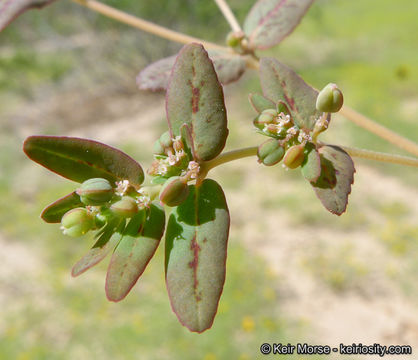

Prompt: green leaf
[
  {"left": 41, "top": 191, "right": 83, "bottom": 223},
  {"left": 301, "top": 143, "right": 321, "bottom": 182},
  {"left": 137, "top": 51, "right": 245, "bottom": 91},
  {"left": 165, "top": 179, "right": 230, "bottom": 333},
  {"left": 166, "top": 43, "right": 228, "bottom": 161},
  {"left": 310, "top": 145, "right": 355, "bottom": 215},
  {"left": 243, "top": 0, "right": 314, "bottom": 50},
  {"left": 248, "top": 93, "right": 276, "bottom": 114},
  {"left": 71, "top": 219, "right": 126, "bottom": 277},
  {"left": 105, "top": 202, "right": 166, "bottom": 302},
  {"left": 23, "top": 136, "right": 144, "bottom": 186},
  {"left": 259, "top": 57, "right": 321, "bottom": 130},
  {"left": 0, "top": 0, "right": 58, "bottom": 32}
]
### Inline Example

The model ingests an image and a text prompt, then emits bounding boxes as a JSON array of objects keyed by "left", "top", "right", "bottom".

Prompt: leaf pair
[{"left": 152, "top": 44, "right": 231, "bottom": 332}]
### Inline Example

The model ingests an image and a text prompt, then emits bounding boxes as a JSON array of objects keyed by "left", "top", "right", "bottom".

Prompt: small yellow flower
[
  {"left": 203, "top": 353, "right": 217, "bottom": 360},
  {"left": 241, "top": 316, "right": 255, "bottom": 332}
]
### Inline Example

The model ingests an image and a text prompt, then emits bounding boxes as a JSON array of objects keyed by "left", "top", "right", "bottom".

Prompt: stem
[
  {"left": 240, "top": 56, "right": 418, "bottom": 158},
  {"left": 200, "top": 145, "right": 418, "bottom": 178},
  {"left": 339, "top": 106, "right": 418, "bottom": 158},
  {"left": 213, "top": 0, "right": 243, "bottom": 33},
  {"left": 71, "top": 0, "right": 229, "bottom": 52},
  {"left": 337, "top": 145, "right": 418, "bottom": 168},
  {"left": 72, "top": 0, "right": 418, "bottom": 162},
  {"left": 200, "top": 146, "right": 258, "bottom": 176}
]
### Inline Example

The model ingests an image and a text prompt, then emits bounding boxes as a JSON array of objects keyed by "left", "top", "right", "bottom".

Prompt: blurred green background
[{"left": 0, "top": 0, "right": 417, "bottom": 359}]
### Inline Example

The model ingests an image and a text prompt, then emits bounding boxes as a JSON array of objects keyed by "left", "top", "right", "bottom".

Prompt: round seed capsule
[
  {"left": 258, "top": 109, "right": 278, "bottom": 124},
  {"left": 257, "top": 139, "right": 285, "bottom": 166},
  {"left": 316, "top": 83, "right": 344, "bottom": 113},
  {"left": 283, "top": 144, "right": 305, "bottom": 169},
  {"left": 76, "top": 178, "right": 114, "bottom": 206},
  {"left": 159, "top": 176, "right": 189, "bottom": 207},
  {"left": 61, "top": 208, "right": 94, "bottom": 237},
  {"left": 110, "top": 196, "right": 139, "bottom": 218}
]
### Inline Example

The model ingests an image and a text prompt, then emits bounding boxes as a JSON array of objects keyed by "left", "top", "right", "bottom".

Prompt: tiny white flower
[{"left": 115, "top": 180, "right": 130, "bottom": 196}]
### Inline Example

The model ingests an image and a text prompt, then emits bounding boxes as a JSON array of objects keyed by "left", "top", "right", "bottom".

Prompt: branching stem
[
  {"left": 213, "top": 0, "right": 243, "bottom": 33},
  {"left": 200, "top": 145, "right": 418, "bottom": 176},
  {"left": 200, "top": 146, "right": 258, "bottom": 176},
  {"left": 71, "top": 0, "right": 229, "bottom": 52},
  {"left": 335, "top": 145, "right": 418, "bottom": 168},
  {"left": 339, "top": 106, "right": 418, "bottom": 157},
  {"left": 71, "top": 0, "right": 418, "bottom": 163}
]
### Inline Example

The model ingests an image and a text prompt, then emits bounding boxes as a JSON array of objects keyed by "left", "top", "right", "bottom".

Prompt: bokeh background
[{"left": 0, "top": 0, "right": 417, "bottom": 359}]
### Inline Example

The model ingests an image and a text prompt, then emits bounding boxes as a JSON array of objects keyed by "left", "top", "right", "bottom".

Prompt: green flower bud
[
  {"left": 61, "top": 208, "right": 94, "bottom": 237},
  {"left": 159, "top": 176, "right": 189, "bottom": 207},
  {"left": 316, "top": 83, "right": 344, "bottom": 113},
  {"left": 226, "top": 31, "right": 244, "bottom": 48},
  {"left": 284, "top": 144, "right": 305, "bottom": 169},
  {"left": 153, "top": 139, "right": 166, "bottom": 155},
  {"left": 258, "top": 109, "right": 277, "bottom": 124},
  {"left": 257, "top": 139, "right": 285, "bottom": 166},
  {"left": 76, "top": 178, "right": 114, "bottom": 206},
  {"left": 110, "top": 196, "right": 138, "bottom": 218},
  {"left": 159, "top": 131, "right": 173, "bottom": 148}
]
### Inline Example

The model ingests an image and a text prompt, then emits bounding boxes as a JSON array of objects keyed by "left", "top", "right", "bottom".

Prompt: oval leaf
[
  {"left": 0, "top": 0, "right": 57, "bottom": 32},
  {"left": 71, "top": 219, "right": 125, "bottom": 277},
  {"left": 41, "top": 191, "right": 83, "bottom": 223},
  {"left": 259, "top": 57, "right": 321, "bottom": 130},
  {"left": 136, "top": 55, "right": 176, "bottom": 92},
  {"left": 301, "top": 144, "right": 321, "bottom": 182},
  {"left": 105, "top": 202, "right": 165, "bottom": 302},
  {"left": 209, "top": 51, "right": 246, "bottom": 85},
  {"left": 243, "top": 0, "right": 314, "bottom": 50},
  {"left": 248, "top": 93, "right": 276, "bottom": 114},
  {"left": 165, "top": 179, "right": 230, "bottom": 333},
  {"left": 310, "top": 145, "right": 355, "bottom": 215},
  {"left": 166, "top": 43, "right": 228, "bottom": 161},
  {"left": 137, "top": 51, "right": 245, "bottom": 92},
  {"left": 23, "top": 136, "right": 144, "bottom": 186}
]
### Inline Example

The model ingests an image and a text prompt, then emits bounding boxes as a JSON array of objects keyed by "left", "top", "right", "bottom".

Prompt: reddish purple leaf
[
  {"left": 243, "top": 0, "right": 314, "bottom": 50},
  {"left": 136, "top": 55, "right": 176, "bottom": 92},
  {"left": 259, "top": 57, "right": 321, "bottom": 131},
  {"left": 23, "top": 136, "right": 144, "bottom": 186},
  {"left": 310, "top": 145, "right": 355, "bottom": 215},
  {"left": 165, "top": 179, "right": 230, "bottom": 333},
  {"left": 0, "top": 0, "right": 58, "bottom": 32},
  {"left": 248, "top": 93, "right": 276, "bottom": 114},
  {"left": 105, "top": 202, "right": 165, "bottom": 302},
  {"left": 41, "top": 191, "right": 83, "bottom": 223},
  {"left": 166, "top": 43, "right": 228, "bottom": 161},
  {"left": 136, "top": 51, "right": 246, "bottom": 92},
  {"left": 71, "top": 228, "right": 122, "bottom": 277}
]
